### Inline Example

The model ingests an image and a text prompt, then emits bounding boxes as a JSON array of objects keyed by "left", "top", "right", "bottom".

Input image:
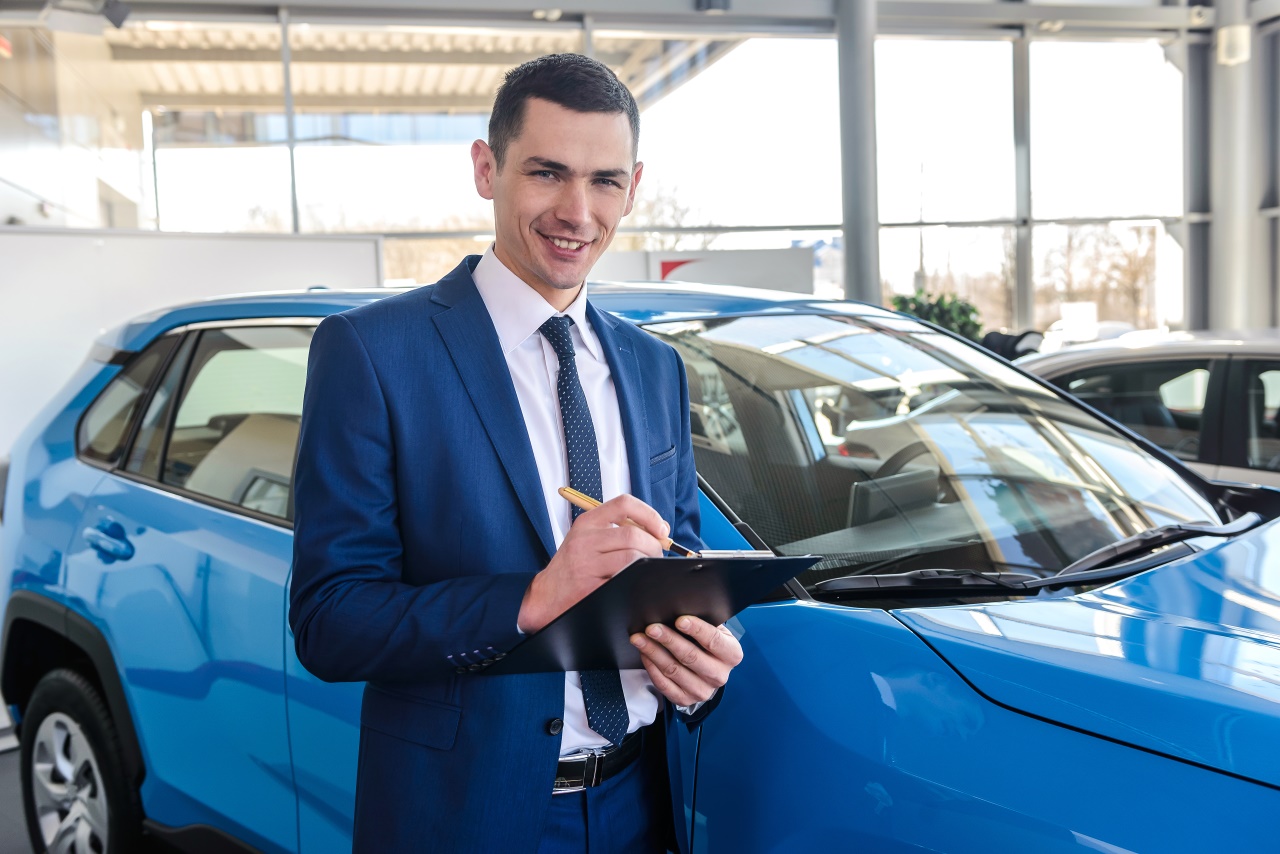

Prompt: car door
[
  {"left": 1046, "top": 357, "right": 1226, "bottom": 482},
  {"left": 285, "top": 605, "right": 362, "bottom": 853},
  {"left": 63, "top": 321, "right": 313, "bottom": 853},
  {"left": 1216, "top": 358, "right": 1280, "bottom": 488}
]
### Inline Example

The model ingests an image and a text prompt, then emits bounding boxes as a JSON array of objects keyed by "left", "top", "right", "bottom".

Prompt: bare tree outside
[
  {"left": 1035, "top": 224, "right": 1158, "bottom": 329},
  {"left": 613, "top": 181, "right": 715, "bottom": 252},
  {"left": 383, "top": 232, "right": 493, "bottom": 284},
  {"left": 879, "top": 226, "right": 1016, "bottom": 334}
]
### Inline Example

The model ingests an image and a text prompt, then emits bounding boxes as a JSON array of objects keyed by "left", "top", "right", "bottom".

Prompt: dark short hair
[{"left": 488, "top": 53, "right": 640, "bottom": 168}]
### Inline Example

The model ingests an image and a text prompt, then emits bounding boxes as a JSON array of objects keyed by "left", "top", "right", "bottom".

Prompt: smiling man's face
[{"left": 472, "top": 97, "right": 642, "bottom": 310}]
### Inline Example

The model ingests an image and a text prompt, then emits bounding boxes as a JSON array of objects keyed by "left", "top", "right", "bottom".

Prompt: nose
[{"left": 553, "top": 180, "right": 590, "bottom": 230}]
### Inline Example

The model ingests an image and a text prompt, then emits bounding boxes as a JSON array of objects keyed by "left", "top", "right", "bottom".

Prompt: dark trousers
[{"left": 536, "top": 744, "right": 667, "bottom": 854}]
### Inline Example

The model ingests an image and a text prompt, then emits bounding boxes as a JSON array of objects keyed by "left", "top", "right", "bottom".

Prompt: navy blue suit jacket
[{"left": 289, "top": 257, "right": 703, "bottom": 852}]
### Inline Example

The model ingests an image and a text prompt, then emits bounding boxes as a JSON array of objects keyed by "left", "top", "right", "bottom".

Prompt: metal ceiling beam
[
  {"left": 118, "top": 0, "right": 1213, "bottom": 32},
  {"left": 140, "top": 92, "right": 495, "bottom": 110},
  {"left": 628, "top": 39, "right": 741, "bottom": 110},
  {"left": 112, "top": 45, "right": 632, "bottom": 65},
  {"left": 878, "top": 2, "right": 1212, "bottom": 30},
  {"left": 126, "top": 0, "right": 837, "bottom": 18}
]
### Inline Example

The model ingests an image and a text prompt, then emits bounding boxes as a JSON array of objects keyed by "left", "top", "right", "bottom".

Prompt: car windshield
[{"left": 643, "top": 312, "right": 1222, "bottom": 591}]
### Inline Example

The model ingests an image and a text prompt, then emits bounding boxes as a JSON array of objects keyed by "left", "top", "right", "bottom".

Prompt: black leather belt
[{"left": 552, "top": 729, "right": 644, "bottom": 794}]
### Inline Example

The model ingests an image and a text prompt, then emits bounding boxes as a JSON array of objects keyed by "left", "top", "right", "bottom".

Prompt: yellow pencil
[{"left": 557, "top": 487, "right": 700, "bottom": 557}]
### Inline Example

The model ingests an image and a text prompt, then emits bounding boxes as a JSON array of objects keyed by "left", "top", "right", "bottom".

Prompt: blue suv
[{"left": 5, "top": 283, "right": 1280, "bottom": 853}]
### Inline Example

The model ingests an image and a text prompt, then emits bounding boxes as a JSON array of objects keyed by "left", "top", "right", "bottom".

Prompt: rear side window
[
  {"left": 162, "top": 326, "right": 313, "bottom": 520},
  {"left": 78, "top": 336, "right": 178, "bottom": 466}
]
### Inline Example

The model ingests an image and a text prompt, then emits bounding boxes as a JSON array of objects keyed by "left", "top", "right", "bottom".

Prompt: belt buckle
[
  {"left": 586, "top": 749, "right": 604, "bottom": 787},
  {"left": 552, "top": 747, "right": 606, "bottom": 795}
]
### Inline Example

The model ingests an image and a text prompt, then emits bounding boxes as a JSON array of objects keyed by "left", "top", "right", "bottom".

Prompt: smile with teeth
[{"left": 547, "top": 236, "right": 587, "bottom": 251}]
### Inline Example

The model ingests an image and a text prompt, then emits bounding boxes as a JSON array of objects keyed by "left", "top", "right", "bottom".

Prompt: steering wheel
[{"left": 873, "top": 441, "right": 933, "bottom": 479}]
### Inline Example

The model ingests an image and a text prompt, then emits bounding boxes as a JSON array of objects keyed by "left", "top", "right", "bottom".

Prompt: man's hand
[
  {"left": 517, "top": 494, "right": 668, "bottom": 633},
  {"left": 630, "top": 615, "right": 743, "bottom": 707}
]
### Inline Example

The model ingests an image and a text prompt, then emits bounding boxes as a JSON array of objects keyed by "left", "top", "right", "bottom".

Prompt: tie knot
[{"left": 539, "top": 315, "right": 576, "bottom": 362}]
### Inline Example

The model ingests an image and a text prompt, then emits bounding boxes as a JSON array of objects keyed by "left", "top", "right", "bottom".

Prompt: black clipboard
[{"left": 483, "top": 553, "right": 820, "bottom": 675}]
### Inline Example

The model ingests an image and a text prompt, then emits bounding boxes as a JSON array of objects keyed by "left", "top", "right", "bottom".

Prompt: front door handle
[{"left": 84, "top": 520, "right": 135, "bottom": 562}]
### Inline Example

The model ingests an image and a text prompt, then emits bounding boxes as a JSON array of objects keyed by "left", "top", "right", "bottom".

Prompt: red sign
[
  {"left": 660, "top": 259, "right": 696, "bottom": 280},
  {"left": 0, "top": 36, "right": 12, "bottom": 60}
]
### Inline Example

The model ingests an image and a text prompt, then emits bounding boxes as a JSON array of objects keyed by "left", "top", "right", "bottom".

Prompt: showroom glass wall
[
  {"left": 0, "top": 23, "right": 152, "bottom": 228},
  {"left": 0, "top": 14, "right": 1188, "bottom": 337}
]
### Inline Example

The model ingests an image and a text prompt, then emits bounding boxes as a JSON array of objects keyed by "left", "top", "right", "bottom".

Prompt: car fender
[{"left": 1, "top": 589, "right": 146, "bottom": 785}]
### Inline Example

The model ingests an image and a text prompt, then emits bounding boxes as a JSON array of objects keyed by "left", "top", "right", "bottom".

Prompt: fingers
[
  {"left": 629, "top": 618, "right": 740, "bottom": 706},
  {"left": 670, "top": 616, "right": 744, "bottom": 667},
  {"left": 633, "top": 630, "right": 717, "bottom": 706},
  {"left": 569, "top": 524, "right": 663, "bottom": 565},
  {"left": 639, "top": 652, "right": 712, "bottom": 707},
  {"left": 574, "top": 493, "right": 670, "bottom": 541}
]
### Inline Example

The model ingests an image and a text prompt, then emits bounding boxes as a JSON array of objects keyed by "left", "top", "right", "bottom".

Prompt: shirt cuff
[{"left": 675, "top": 700, "right": 705, "bottom": 716}]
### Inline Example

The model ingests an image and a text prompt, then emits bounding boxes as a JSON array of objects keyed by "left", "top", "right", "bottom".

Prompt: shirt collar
[{"left": 473, "top": 245, "right": 602, "bottom": 361}]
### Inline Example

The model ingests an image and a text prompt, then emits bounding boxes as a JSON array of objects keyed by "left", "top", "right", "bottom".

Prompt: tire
[{"left": 20, "top": 668, "right": 144, "bottom": 854}]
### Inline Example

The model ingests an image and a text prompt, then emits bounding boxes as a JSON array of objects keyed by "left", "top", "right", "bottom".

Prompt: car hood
[{"left": 894, "top": 519, "right": 1280, "bottom": 788}]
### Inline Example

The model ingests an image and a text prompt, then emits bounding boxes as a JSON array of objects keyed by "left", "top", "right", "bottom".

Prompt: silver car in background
[{"left": 1019, "top": 330, "right": 1280, "bottom": 488}]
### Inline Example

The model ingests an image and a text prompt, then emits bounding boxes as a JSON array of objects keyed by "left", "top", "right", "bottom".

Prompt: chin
[{"left": 539, "top": 264, "right": 592, "bottom": 291}]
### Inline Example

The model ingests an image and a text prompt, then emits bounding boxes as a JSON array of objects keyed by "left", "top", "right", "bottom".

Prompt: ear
[
  {"left": 622, "top": 161, "right": 644, "bottom": 217},
  {"left": 472, "top": 139, "right": 497, "bottom": 201}
]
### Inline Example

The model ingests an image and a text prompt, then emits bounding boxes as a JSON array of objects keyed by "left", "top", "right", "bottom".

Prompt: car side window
[
  {"left": 161, "top": 326, "right": 314, "bottom": 520},
  {"left": 124, "top": 334, "right": 197, "bottom": 480},
  {"left": 1055, "top": 360, "right": 1210, "bottom": 461},
  {"left": 1242, "top": 361, "right": 1280, "bottom": 471},
  {"left": 77, "top": 335, "right": 179, "bottom": 467}
]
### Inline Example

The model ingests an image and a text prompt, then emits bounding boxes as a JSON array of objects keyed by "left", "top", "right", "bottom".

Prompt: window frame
[
  {"left": 1047, "top": 355, "right": 1228, "bottom": 468},
  {"left": 77, "top": 316, "right": 320, "bottom": 530},
  {"left": 75, "top": 334, "right": 183, "bottom": 473},
  {"left": 1222, "top": 356, "right": 1280, "bottom": 472}
]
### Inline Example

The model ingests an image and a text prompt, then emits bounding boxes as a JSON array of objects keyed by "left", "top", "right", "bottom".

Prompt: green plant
[{"left": 891, "top": 289, "right": 983, "bottom": 342}]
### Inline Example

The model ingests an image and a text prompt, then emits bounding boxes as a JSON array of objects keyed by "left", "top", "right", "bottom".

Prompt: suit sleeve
[{"left": 289, "top": 313, "right": 534, "bottom": 684}]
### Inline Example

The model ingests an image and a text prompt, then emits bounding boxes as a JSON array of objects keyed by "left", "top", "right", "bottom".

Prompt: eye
[
  {"left": 531, "top": 170, "right": 557, "bottom": 179},
  {"left": 595, "top": 178, "right": 623, "bottom": 189}
]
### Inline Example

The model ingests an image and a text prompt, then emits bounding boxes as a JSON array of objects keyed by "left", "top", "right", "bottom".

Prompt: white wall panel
[{"left": 0, "top": 228, "right": 381, "bottom": 455}]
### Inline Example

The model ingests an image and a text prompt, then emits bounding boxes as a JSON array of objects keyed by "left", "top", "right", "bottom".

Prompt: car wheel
[{"left": 20, "top": 668, "right": 143, "bottom": 854}]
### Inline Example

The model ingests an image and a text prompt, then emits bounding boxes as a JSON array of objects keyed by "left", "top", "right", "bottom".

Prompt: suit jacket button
[
  {"left": 468, "top": 664, "right": 482, "bottom": 671},
  {"left": 455, "top": 667, "right": 468, "bottom": 674},
  {"left": 546, "top": 718, "right": 564, "bottom": 736}
]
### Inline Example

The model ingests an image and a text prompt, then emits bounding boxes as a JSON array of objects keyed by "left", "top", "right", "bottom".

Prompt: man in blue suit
[{"left": 290, "top": 54, "right": 743, "bottom": 852}]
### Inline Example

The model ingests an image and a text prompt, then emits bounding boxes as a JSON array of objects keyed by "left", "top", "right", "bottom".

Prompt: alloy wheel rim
[{"left": 30, "top": 711, "right": 109, "bottom": 854}]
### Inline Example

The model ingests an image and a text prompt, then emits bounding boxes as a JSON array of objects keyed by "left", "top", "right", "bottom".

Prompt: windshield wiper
[
  {"left": 812, "top": 514, "right": 1262, "bottom": 600},
  {"left": 815, "top": 567, "right": 1040, "bottom": 597},
  {"left": 1051, "top": 512, "right": 1262, "bottom": 578}
]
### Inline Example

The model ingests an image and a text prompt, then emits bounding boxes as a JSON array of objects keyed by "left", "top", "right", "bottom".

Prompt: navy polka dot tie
[{"left": 540, "top": 315, "right": 629, "bottom": 748}]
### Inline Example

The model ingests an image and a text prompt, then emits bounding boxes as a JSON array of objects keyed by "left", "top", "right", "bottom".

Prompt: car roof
[
  {"left": 99, "top": 280, "right": 904, "bottom": 353},
  {"left": 1018, "top": 328, "right": 1280, "bottom": 374}
]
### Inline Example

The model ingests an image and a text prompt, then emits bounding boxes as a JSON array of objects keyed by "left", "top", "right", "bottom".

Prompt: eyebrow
[{"left": 523, "top": 157, "right": 630, "bottom": 181}]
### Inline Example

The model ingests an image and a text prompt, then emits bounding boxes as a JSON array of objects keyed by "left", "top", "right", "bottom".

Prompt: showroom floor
[{"left": 0, "top": 747, "right": 29, "bottom": 854}]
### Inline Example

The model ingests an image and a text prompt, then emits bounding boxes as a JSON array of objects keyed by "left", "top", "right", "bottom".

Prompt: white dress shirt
[{"left": 472, "top": 247, "right": 662, "bottom": 755}]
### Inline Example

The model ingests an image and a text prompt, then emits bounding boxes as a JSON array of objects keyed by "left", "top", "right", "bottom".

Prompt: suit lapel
[
  {"left": 431, "top": 260, "right": 557, "bottom": 559},
  {"left": 587, "top": 302, "right": 651, "bottom": 506}
]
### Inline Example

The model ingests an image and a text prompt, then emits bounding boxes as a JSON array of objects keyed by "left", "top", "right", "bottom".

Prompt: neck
[{"left": 492, "top": 243, "right": 582, "bottom": 312}]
